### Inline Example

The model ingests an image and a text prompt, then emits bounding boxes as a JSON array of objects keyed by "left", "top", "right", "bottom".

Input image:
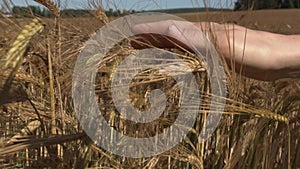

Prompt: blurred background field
[
  {"left": 0, "top": 0, "right": 299, "bottom": 168},
  {"left": 2, "top": 8, "right": 300, "bottom": 44}
]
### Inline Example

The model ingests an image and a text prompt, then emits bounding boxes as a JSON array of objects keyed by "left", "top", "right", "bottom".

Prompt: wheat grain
[
  {"left": 94, "top": 6, "right": 109, "bottom": 24},
  {"left": 2, "top": 18, "right": 44, "bottom": 69}
]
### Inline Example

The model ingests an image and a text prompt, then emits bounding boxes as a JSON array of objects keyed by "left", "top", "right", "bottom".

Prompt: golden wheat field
[{"left": 0, "top": 4, "right": 299, "bottom": 169}]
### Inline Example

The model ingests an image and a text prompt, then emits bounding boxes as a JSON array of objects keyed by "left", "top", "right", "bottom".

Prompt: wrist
[{"left": 273, "top": 35, "right": 300, "bottom": 79}]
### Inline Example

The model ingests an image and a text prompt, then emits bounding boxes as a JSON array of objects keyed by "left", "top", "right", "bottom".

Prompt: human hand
[
  {"left": 130, "top": 19, "right": 300, "bottom": 81},
  {"left": 131, "top": 20, "right": 213, "bottom": 54}
]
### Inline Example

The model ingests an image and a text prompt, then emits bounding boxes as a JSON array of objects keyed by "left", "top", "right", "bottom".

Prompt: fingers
[
  {"left": 130, "top": 20, "right": 200, "bottom": 51},
  {"left": 168, "top": 24, "right": 208, "bottom": 51},
  {"left": 131, "top": 20, "right": 192, "bottom": 35}
]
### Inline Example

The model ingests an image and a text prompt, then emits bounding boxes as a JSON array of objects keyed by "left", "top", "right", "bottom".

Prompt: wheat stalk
[
  {"left": 0, "top": 18, "right": 44, "bottom": 104},
  {"left": 2, "top": 18, "right": 44, "bottom": 69},
  {"left": 33, "top": 0, "right": 60, "bottom": 17}
]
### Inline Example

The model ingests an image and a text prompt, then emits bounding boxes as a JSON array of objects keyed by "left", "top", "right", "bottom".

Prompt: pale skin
[{"left": 131, "top": 20, "right": 300, "bottom": 81}]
